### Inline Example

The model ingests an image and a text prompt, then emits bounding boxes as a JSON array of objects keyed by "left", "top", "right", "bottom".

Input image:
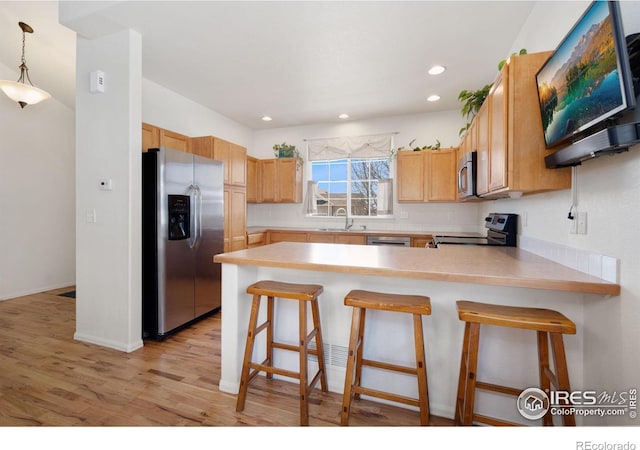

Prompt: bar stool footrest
[
  {"left": 475, "top": 381, "right": 522, "bottom": 397},
  {"left": 361, "top": 358, "right": 418, "bottom": 376},
  {"left": 352, "top": 385, "right": 422, "bottom": 408}
]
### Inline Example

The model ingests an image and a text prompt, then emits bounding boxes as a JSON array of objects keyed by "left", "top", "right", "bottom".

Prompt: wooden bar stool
[
  {"left": 454, "top": 300, "right": 577, "bottom": 426},
  {"left": 340, "top": 289, "right": 431, "bottom": 426},
  {"left": 236, "top": 280, "right": 328, "bottom": 426}
]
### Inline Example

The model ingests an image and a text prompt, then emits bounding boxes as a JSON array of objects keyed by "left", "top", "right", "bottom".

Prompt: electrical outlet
[
  {"left": 569, "top": 215, "right": 577, "bottom": 234},
  {"left": 85, "top": 209, "right": 96, "bottom": 223},
  {"left": 577, "top": 211, "right": 587, "bottom": 235}
]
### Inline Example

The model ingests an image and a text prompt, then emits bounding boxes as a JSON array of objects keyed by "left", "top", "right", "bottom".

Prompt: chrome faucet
[{"left": 345, "top": 212, "right": 354, "bottom": 231}]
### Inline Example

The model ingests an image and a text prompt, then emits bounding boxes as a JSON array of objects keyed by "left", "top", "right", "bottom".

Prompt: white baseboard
[
  {"left": 0, "top": 281, "right": 76, "bottom": 301},
  {"left": 73, "top": 332, "right": 143, "bottom": 353}
]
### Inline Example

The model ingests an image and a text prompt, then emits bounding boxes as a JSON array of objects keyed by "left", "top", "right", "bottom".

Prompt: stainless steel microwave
[{"left": 457, "top": 151, "right": 477, "bottom": 200}]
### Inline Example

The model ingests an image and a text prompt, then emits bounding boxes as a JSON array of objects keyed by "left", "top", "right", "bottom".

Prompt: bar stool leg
[
  {"left": 537, "top": 331, "right": 554, "bottom": 426},
  {"left": 340, "top": 306, "right": 362, "bottom": 425},
  {"left": 461, "top": 322, "right": 480, "bottom": 426},
  {"left": 236, "top": 294, "right": 261, "bottom": 412},
  {"left": 353, "top": 308, "right": 366, "bottom": 401},
  {"left": 413, "top": 313, "right": 430, "bottom": 425},
  {"left": 266, "top": 296, "right": 275, "bottom": 380},
  {"left": 550, "top": 333, "right": 575, "bottom": 426},
  {"left": 310, "top": 297, "right": 328, "bottom": 392},
  {"left": 455, "top": 322, "right": 471, "bottom": 425},
  {"left": 298, "top": 300, "right": 309, "bottom": 426}
]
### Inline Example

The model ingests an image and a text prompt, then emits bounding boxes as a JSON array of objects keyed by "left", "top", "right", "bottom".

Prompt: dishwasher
[{"left": 366, "top": 235, "right": 411, "bottom": 247}]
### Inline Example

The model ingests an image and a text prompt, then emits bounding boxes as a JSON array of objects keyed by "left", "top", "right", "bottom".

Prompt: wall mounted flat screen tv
[{"left": 536, "top": 0, "right": 636, "bottom": 149}]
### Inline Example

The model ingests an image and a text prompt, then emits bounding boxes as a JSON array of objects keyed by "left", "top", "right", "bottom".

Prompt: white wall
[
  {"left": 142, "top": 79, "right": 253, "bottom": 148},
  {"left": 249, "top": 110, "right": 484, "bottom": 232},
  {"left": 74, "top": 29, "right": 143, "bottom": 352},
  {"left": 0, "top": 60, "right": 75, "bottom": 300},
  {"left": 481, "top": 0, "right": 640, "bottom": 425}
]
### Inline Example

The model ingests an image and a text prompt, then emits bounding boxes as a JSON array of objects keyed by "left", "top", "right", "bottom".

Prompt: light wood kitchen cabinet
[
  {"left": 191, "top": 136, "right": 247, "bottom": 187},
  {"left": 475, "top": 102, "right": 490, "bottom": 196},
  {"left": 397, "top": 148, "right": 458, "bottom": 202},
  {"left": 246, "top": 231, "right": 266, "bottom": 248},
  {"left": 266, "top": 230, "right": 366, "bottom": 245},
  {"left": 159, "top": 128, "right": 190, "bottom": 153},
  {"left": 142, "top": 122, "right": 160, "bottom": 152},
  {"left": 224, "top": 186, "right": 247, "bottom": 252},
  {"left": 246, "top": 156, "right": 258, "bottom": 203},
  {"left": 334, "top": 234, "right": 366, "bottom": 245},
  {"left": 258, "top": 158, "right": 302, "bottom": 203},
  {"left": 397, "top": 152, "right": 424, "bottom": 201},
  {"left": 411, "top": 235, "right": 434, "bottom": 248},
  {"left": 479, "top": 52, "right": 571, "bottom": 198},
  {"left": 267, "top": 230, "right": 307, "bottom": 244}
]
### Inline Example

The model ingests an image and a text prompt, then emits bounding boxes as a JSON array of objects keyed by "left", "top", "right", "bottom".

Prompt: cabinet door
[
  {"left": 335, "top": 234, "right": 367, "bottom": 245},
  {"left": 223, "top": 188, "right": 230, "bottom": 252},
  {"left": 475, "top": 102, "right": 490, "bottom": 196},
  {"left": 267, "top": 231, "right": 307, "bottom": 243},
  {"left": 307, "top": 233, "right": 335, "bottom": 243},
  {"left": 229, "top": 143, "right": 247, "bottom": 186},
  {"left": 142, "top": 123, "right": 160, "bottom": 152},
  {"left": 246, "top": 156, "right": 258, "bottom": 203},
  {"left": 277, "top": 158, "right": 301, "bottom": 203},
  {"left": 160, "top": 129, "right": 190, "bottom": 153},
  {"left": 213, "top": 139, "right": 231, "bottom": 184},
  {"left": 259, "top": 159, "right": 277, "bottom": 203},
  {"left": 489, "top": 73, "right": 507, "bottom": 192},
  {"left": 190, "top": 136, "right": 214, "bottom": 159},
  {"left": 426, "top": 149, "right": 457, "bottom": 201},
  {"left": 397, "top": 152, "right": 424, "bottom": 202},
  {"left": 229, "top": 187, "right": 247, "bottom": 251}
]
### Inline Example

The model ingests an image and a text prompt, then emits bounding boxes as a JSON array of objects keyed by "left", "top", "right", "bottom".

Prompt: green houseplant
[
  {"left": 273, "top": 141, "right": 303, "bottom": 167},
  {"left": 457, "top": 49, "right": 528, "bottom": 136}
]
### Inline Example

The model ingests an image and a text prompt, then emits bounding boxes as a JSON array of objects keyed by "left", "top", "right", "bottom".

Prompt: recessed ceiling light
[
  {"left": 427, "top": 95, "right": 441, "bottom": 102},
  {"left": 261, "top": 116, "right": 272, "bottom": 121},
  {"left": 428, "top": 65, "right": 446, "bottom": 75},
  {"left": 338, "top": 113, "right": 349, "bottom": 119}
]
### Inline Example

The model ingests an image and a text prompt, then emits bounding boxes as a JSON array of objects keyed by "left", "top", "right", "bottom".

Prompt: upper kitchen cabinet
[
  {"left": 160, "top": 128, "right": 190, "bottom": 153},
  {"left": 246, "top": 156, "right": 258, "bottom": 203},
  {"left": 142, "top": 123, "right": 160, "bottom": 152},
  {"left": 397, "top": 148, "right": 458, "bottom": 202},
  {"left": 190, "top": 136, "right": 247, "bottom": 186},
  {"left": 256, "top": 158, "right": 302, "bottom": 203},
  {"left": 478, "top": 51, "right": 571, "bottom": 198}
]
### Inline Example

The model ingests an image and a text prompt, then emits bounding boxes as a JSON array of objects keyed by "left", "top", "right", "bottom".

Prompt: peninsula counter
[{"left": 214, "top": 242, "right": 619, "bottom": 424}]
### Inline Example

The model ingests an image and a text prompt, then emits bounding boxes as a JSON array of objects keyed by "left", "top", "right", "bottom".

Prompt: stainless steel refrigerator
[{"left": 142, "top": 147, "right": 224, "bottom": 340}]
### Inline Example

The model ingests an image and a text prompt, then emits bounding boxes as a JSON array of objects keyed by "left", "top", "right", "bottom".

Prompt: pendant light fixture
[{"left": 0, "top": 22, "right": 51, "bottom": 109}]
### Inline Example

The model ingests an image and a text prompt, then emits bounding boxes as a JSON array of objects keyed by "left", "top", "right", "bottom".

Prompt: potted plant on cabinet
[{"left": 273, "top": 142, "right": 303, "bottom": 167}]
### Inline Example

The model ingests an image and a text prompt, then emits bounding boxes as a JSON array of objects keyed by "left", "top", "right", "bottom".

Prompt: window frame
[{"left": 307, "top": 156, "right": 394, "bottom": 218}]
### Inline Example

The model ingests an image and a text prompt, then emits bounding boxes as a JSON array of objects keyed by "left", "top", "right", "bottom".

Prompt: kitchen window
[{"left": 306, "top": 157, "right": 392, "bottom": 217}]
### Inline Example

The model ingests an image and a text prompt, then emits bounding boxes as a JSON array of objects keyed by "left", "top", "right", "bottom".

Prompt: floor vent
[{"left": 309, "top": 342, "right": 348, "bottom": 368}]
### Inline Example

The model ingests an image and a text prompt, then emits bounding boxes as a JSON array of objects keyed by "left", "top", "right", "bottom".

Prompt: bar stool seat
[
  {"left": 236, "top": 280, "right": 328, "bottom": 426},
  {"left": 455, "top": 300, "right": 577, "bottom": 426},
  {"left": 341, "top": 289, "right": 431, "bottom": 426}
]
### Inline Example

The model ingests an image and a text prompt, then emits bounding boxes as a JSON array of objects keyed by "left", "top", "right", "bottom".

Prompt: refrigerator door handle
[
  {"left": 194, "top": 185, "right": 203, "bottom": 248},
  {"left": 187, "top": 184, "right": 198, "bottom": 249}
]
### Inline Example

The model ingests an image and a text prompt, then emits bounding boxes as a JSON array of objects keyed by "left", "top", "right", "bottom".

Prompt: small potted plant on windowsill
[{"left": 273, "top": 142, "right": 303, "bottom": 167}]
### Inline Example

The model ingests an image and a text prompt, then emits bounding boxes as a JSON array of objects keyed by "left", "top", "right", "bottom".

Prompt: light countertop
[{"left": 214, "top": 242, "right": 620, "bottom": 296}]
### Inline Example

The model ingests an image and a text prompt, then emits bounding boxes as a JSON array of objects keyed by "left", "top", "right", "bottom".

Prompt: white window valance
[{"left": 306, "top": 133, "right": 395, "bottom": 161}]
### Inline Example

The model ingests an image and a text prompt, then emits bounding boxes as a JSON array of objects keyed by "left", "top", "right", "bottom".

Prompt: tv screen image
[{"left": 536, "top": 1, "right": 630, "bottom": 148}]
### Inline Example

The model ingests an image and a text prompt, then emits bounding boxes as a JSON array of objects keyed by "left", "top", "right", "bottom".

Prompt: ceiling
[{"left": 1, "top": 1, "right": 537, "bottom": 130}]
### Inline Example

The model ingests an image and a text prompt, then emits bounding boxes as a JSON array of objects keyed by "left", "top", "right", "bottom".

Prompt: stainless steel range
[{"left": 433, "top": 213, "right": 518, "bottom": 247}]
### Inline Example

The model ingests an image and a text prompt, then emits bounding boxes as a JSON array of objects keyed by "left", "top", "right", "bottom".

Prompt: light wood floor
[{"left": 0, "top": 286, "right": 453, "bottom": 427}]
